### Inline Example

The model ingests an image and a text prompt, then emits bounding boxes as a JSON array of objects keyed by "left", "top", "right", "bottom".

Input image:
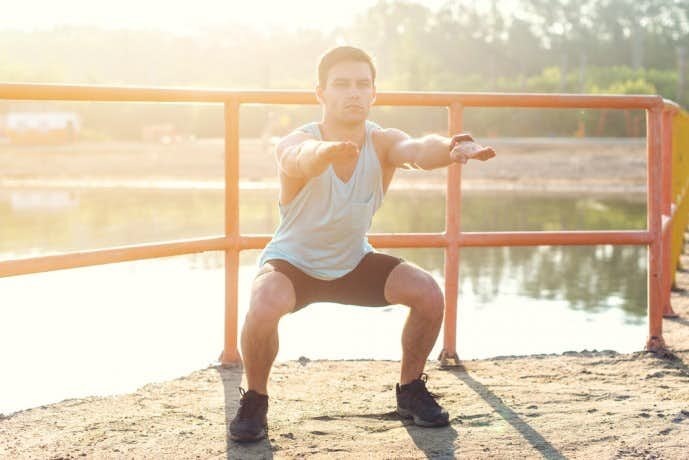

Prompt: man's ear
[
  {"left": 316, "top": 85, "right": 324, "bottom": 104},
  {"left": 371, "top": 84, "right": 377, "bottom": 105}
]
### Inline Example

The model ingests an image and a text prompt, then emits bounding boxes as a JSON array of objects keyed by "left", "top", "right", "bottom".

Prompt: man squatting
[{"left": 230, "top": 46, "right": 495, "bottom": 442}]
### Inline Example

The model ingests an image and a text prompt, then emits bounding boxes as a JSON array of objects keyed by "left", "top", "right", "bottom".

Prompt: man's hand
[
  {"left": 449, "top": 135, "right": 496, "bottom": 165},
  {"left": 322, "top": 141, "right": 360, "bottom": 163}
]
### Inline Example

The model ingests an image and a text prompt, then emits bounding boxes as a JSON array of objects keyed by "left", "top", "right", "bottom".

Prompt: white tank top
[{"left": 258, "top": 120, "right": 384, "bottom": 280}]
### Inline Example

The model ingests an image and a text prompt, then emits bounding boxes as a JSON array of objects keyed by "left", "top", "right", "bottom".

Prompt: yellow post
[{"left": 661, "top": 110, "right": 677, "bottom": 317}]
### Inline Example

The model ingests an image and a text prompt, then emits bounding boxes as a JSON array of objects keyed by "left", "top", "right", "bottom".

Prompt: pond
[{"left": 0, "top": 186, "right": 648, "bottom": 414}]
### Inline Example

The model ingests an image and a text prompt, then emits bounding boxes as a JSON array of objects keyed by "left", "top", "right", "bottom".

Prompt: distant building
[{"left": 4, "top": 112, "right": 81, "bottom": 145}]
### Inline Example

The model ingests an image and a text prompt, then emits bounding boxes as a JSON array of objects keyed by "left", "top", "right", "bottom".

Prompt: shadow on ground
[
  {"left": 667, "top": 315, "right": 689, "bottom": 328},
  {"left": 443, "top": 364, "right": 567, "bottom": 460},
  {"left": 402, "top": 418, "right": 458, "bottom": 459},
  {"left": 214, "top": 365, "right": 274, "bottom": 460}
]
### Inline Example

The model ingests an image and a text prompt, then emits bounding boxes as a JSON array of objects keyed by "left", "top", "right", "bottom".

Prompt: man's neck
[{"left": 319, "top": 119, "right": 366, "bottom": 147}]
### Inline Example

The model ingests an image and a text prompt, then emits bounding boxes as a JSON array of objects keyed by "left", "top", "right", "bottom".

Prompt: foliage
[{"left": 0, "top": 0, "right": 687, "bottom": 137}]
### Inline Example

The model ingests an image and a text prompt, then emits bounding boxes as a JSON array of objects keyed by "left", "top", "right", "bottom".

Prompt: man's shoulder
[{"left": 371, "top": 125, "right": 411, "bottom": 172}]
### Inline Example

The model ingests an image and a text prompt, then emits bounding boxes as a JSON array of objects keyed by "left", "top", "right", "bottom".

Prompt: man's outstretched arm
[
  {"left": 385, "top": 128, "right": 495, "bottom": 170},
  {"left": 276, "top": 131, "right": 359, "bottom": 179}
]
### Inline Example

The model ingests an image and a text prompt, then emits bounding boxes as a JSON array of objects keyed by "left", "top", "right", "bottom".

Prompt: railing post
[
  {"left": 439, "top": 102, "right": 463, "bottom": 367},
  {"left": 646, "top": 107, "right": 666, "bottom": 351},
  {"left": 220, "top": 97, "right": 242, "bottom": 366},
  {"left": 661, "top": 109, "right": 678, "bottom": 317}
]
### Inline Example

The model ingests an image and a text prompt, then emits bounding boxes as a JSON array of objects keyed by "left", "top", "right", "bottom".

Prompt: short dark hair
[{"left": 318, "top": 46, "right": 376, "bottom": 88}]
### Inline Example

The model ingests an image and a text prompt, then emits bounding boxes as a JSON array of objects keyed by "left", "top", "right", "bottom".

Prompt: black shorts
[{"left": 257, "top": 252, "right": 404, "bottom": 312}]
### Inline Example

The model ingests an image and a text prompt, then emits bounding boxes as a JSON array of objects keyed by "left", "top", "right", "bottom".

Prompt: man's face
[{"left": 317, "top": 60, "right": 376, "bottom": 126}]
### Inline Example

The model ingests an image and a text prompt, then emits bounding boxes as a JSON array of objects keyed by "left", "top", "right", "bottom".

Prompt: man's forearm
[
  {"left": 280, "top": 140, "right": 332, "bottom": 178},
  {"left": 413, "top": 135, "right": 453, "bottom": 170}
]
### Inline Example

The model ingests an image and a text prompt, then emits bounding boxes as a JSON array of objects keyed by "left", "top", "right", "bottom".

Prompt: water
[{"left": 0, "top": 186, "right": 648, "bottom": 415}]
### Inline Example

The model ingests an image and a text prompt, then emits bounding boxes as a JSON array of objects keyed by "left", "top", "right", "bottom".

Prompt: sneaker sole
[{"left": 397, "top": 407, "right": 450, "bottom": 427}]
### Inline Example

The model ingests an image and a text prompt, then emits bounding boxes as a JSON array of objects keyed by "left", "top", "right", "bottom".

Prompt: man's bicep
[{"left": 383, "top": 128, "right": 419, "bottom": 169}]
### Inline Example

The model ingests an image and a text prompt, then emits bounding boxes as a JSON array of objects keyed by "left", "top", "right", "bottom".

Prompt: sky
[{"left": 1, "top": 0, "right": 452, "bottom": 35}]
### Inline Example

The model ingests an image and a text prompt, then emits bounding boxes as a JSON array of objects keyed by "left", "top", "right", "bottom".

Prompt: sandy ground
[
  {"left": 1, "top": 256, "right": 689, "bottom": 459},
  {"left": 0, "top": 138, "right": 647, "bottom": 192},
  {"left": 4, "top": 138, "right": 688, "bottom": 459}
]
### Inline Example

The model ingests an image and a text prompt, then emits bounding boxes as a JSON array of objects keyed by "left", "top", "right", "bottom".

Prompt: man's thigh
[{"left": 383, "top": 261, "right": 441, "bottom": 306}]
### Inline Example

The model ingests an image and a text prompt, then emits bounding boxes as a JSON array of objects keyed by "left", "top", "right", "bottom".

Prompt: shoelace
[
  {"left": 236, "top": 387, "right": 263, "bottom": 419},
  {"left": 413, "top": 373, "right": 442, "bottom": 408}
]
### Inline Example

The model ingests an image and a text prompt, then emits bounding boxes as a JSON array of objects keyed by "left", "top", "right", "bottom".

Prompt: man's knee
[
  {"left": 387, "top": 263, "right": 444, "bottom": 320},
  {"left": 246, "top": 271, "right": 296, "bottom": 324},
  {"left": 415, "top": 275, "right": 444, "bottom": 321}
]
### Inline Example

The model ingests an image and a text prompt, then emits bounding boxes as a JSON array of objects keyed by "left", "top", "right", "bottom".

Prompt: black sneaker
[
  {"left": 229, "top": 387, "right": 269, "bottom": 442},
  {"left": 396, "top": 373, "right": 450, "bottom": 427}
]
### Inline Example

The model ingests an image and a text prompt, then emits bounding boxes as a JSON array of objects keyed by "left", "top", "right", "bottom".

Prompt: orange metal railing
[{"left": 0, "top": 83, "right": 684, "bottom": 365}]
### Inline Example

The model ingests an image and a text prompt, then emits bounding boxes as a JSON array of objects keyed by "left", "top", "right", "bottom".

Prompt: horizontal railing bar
[
  {"left": 1, "top": 230, "right": 653, "bottom": 278},
  {"left": 240, "top": 231, "right": 650, "bottom": 249},
  {"left": 459, "top": 230, "right": 651, "bottom": 247},
  {"left": 239, "top": 235, "right": 277, "bottom": 250},
  {"left": 375, "top": 93, "right": 664, "bottom": 109},
  {"left": 0, "top": 83, "right": 664, "bottom": 109},
  {"left": 0, "top": 231, "right": 651, "bottom": 277},
  {"left": 0, "top": 83, "right": 243, "bottom": 103},
  {"left": 0, "top": 237, "right": 228, "bottom": 278}
]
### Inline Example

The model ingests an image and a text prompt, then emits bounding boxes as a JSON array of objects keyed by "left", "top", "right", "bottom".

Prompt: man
[{"left": 230, "top": 46, "right": 495, "bottom": 442}]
